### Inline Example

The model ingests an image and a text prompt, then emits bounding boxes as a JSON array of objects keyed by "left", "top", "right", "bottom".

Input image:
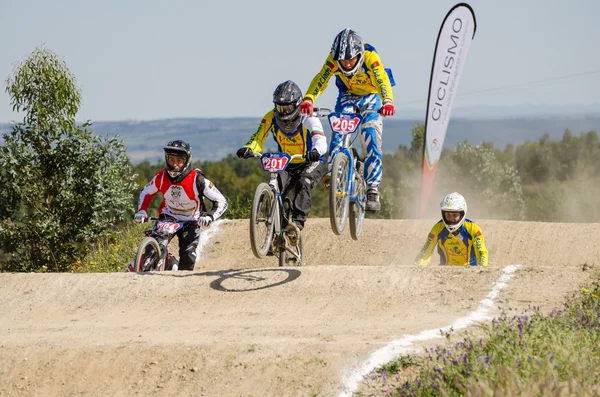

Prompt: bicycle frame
[
  {"left": 327, "top": 111, "right": 372, "bottom": 210},
  {"left": 318, "top": 108, "right": 372, "bottom": 239},
  {"left": 337, "top": 136, "right": 360, "bottom": 207},
  {"left": 250, "top": 152, "right": 304, "bottom": 265}
]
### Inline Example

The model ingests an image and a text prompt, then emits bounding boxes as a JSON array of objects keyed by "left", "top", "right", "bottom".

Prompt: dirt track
[{"left": 0, "top": 218, "right": 598, "bottom": 397}]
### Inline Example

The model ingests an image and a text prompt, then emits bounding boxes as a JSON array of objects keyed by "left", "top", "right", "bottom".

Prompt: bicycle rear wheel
[
  {"left": 349, "top": 170, "right": 366, "bottom": 240},
  {"left": 329, "top": 153, "right": 350, "bottom": 235},
  {"left": 250, "top": 183, "right": 275, "bottom": 259},
  {"left": 134, "top": 237, "right": 162, "bottom": 272}
]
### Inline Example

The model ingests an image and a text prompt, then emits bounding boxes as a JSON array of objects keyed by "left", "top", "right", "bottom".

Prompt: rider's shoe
[
  {"left": 321, "top": 172, "right": 332, "bottom": 191},
  {"left": 366, "top": 187, "right": 381, "bottom": 212},
  {"left": 285, "top": 223, "right": 301, "bottom": 246}
]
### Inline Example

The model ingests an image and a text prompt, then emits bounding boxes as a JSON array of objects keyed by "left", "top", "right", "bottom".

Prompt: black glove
[
  {"left": 306, "top": 149, "right": 321, "bottom": 162},
  {"left": 236, "top": 147, "right": 252, "bottom": 159}
]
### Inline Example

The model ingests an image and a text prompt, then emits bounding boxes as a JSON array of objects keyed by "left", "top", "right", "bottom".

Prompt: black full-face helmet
[
  {"left": 163, "top": 140, "right": 193, "bottom": 183},
  {"left": 331, "top": 28, "right": 365, "bottom": 77},
  {"left": 273, "top": 80, "right": 303, "bottom": 136}
]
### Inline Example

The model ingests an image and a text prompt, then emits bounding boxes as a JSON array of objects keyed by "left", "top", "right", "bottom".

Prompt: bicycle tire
[
  {"left": 250, "top": 183, "right": 275, "bottom": 259},
  {"left": 329, "top": 153, "right": 350, "bottom": 235},
  {"left": 134, "top": 237, "right": 162, "bottom": 272},
  {"left": 349, "top": 171, "right": 366, "bottom": 240}
]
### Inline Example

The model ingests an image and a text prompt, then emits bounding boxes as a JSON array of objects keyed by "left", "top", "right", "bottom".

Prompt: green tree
[
  {"left": 0, "top": 47, "right": 136, "bottom": 272},
  {"left": 439, "top": 141, "right": 525, "bottom": 220}
]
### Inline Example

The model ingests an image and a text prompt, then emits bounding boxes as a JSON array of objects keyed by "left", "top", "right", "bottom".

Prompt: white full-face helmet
[{"left": 440, "top": 192, "right": 467, "bottom": 233}]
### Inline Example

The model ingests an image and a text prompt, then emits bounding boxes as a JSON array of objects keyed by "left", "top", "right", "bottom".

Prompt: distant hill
[{"left": 2, "top": 115, "right": 600, "bottom": 164}]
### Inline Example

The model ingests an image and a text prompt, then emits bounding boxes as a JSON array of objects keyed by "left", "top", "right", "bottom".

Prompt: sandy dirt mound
[{"left": 0, "top": 218, "right": 598, "bottom": 397}]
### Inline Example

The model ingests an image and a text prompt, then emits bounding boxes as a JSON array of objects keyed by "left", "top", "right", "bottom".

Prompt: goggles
[{"left": 275, "top": 103, "right": 297, "bottom": 116}]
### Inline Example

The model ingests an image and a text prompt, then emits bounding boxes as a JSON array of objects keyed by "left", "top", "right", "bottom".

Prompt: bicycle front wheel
[
  {"left": 350, "top": 171, "right": 366, "bottom": 240},
  {"left": 134, "top": 237, "right": 162, "bottom": 272},
  {"left": 329, "top": 153, "right": 350, "bottom": 235},
  {"left": 250, "top": 183, "right": 275, "bottom": 259}
]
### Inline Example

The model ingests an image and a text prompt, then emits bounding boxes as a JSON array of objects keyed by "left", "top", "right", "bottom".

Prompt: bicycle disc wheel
[
  {"left": 329, "top": 153, "right": 350, "bottom": 235},
  {"left": 350, "top": 172, "right": 366, "bottom": 240},
  {"left": 134, "top": 237, "right": 162, "bottom": 272},
  {"left": 250, "top": 183, "right": 275, "bottom": 259}
]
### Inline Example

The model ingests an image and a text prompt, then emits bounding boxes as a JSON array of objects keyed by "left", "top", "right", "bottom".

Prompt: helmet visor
[{"left": 275, "top": 103, "right": 297, "bottom": 116}]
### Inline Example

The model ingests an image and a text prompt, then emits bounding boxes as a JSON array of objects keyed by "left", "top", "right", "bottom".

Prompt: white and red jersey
[{"left": 137, "top": 168, "right": 228, "bottom": 222}]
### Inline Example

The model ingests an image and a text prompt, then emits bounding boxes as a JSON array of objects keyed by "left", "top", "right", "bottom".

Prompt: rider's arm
[
  {"left": 363, "top": 48, "right": 394, "bottom": 104},
  {"left": 414, "top": 222, "right": 444, "bottom": 266},
  {"left": 137, "top": 171, "right": 161, "bottom": 212},
  {"left": 470, "top": 223, "right": 489, "bottom": 267},
  {"left": 302, "top": 116, "right": 327, "bottom": 154},
  {"left": 304, "top": 54, "right": 338, "bottom": 104},
  {"left": 243, "top": 111, "right": 274, "bottom": 153},
  {"left": 196, "top": 175, "right": 228, "bottom": 222}
]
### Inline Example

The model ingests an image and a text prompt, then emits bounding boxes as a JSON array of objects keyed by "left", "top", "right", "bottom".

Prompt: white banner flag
[{"left": 420, "top": 3, "right": 477, "bottom": 217}]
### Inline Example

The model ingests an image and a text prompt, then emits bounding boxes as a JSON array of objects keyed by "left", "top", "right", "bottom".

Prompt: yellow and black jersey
[
  {"left": 243, "top": 110, "right": 326, "bottom": 164},
  {"left": 304, "top": 43, "right": 395, "bottom": 104},
  {"left": 414, "top": 219, "right": 488, "bottom": 267}
]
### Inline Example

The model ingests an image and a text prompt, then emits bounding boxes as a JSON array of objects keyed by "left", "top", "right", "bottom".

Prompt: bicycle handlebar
[
  {"left": 251, "top": 152, "right": 306, "bottom": 161},
  {"left": 142, "top": 217, "right": 200, "bottom": 224},
  {"left": 313, "top": 106, "right": 384, "bottom": 117}
]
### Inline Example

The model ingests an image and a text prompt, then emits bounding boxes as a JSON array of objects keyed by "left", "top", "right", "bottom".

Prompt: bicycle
[
  {"left": 321, "top": 109, "right": 372, "bottom": 240},
  {"left": 131, "top": 216, "right": 196, "bottom": 272},
  {"left": 249, "top": 152, "right": 306, "bottom": 267}
]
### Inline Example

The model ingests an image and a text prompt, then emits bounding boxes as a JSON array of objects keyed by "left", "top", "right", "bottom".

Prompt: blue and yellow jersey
[
  {"left": 414, "top": 219, "right": 489, "bottom": 267},
  {"left": 304, "top": 43, "right": 395, "bottom": 104},
  {"left": 243, "top": 110, "right": 326, "bottom": 164}
]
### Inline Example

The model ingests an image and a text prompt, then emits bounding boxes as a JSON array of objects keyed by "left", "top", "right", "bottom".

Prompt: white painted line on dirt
[{"left": 338, "top": 264, "right": 521, "bottom": 397}]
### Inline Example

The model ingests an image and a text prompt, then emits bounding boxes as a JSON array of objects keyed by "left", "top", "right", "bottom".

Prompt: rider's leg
[
  {"left": 177, "top": 222, "right": 202, "bottom": 271},
  {"left": 277, "top": 169, "right": 292, "bottom": 193},
  {"left": 151, "top": 233, "right": 169, "bottom": 264},
  {"left": 361, "top": 114, "right": 383, "bottom": 187},
  {"left": 356, "top": 94, "right": 383, "bottom": 211},
  {"left": 291, "top": 162, "right": 326, "bottom": 230}
]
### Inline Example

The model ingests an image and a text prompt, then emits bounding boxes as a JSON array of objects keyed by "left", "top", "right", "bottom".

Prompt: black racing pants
[
  {"left": 278, "top": 161, "right": 325, "bottom": 230},
  {"left": 154, "top": 216, "right": 201, "bottom": 271}
]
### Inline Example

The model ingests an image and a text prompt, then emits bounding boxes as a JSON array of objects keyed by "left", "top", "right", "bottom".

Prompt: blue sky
[{"left": 1, "top": 0, "right": 599, "bottom": 122}]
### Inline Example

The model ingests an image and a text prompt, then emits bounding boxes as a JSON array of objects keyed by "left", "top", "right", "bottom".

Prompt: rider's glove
[
  {"left": 134, "top": 210, "right": 148, "bottom": 223},
  {"left": 236, "top": 147, "right": 253, "bottom": 159},
  {"left": 299, "top": 100, "right": 314, "bottom": 116},
  {"left": 380, "top": 101, "right": 395, "bottom": 116},
  {"left": 306, "top": 149, "right": 321, "bottom": 162},
  {"left": 198, "top": 215, "right": 213, "bottom": 228}
]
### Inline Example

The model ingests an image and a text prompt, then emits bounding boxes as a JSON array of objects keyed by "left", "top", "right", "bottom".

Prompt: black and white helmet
[
  {"left": 163, "top": 140, "right": 193, "bottom": 183},
  {"left": 273, "top": 80, "right": 303, "bottom": 136},
  {"left": 331, "top": 28, "right": 365, "bottom": 77}
]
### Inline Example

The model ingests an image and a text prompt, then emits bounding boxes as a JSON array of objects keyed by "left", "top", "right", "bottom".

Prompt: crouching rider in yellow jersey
[{"left": 415, "top": 192, "right": 488, "bottom": 267}]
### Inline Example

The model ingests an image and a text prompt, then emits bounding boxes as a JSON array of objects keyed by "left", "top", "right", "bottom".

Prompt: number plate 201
[{"left": 261, "top": 153, "right": 291, "bottom": 172}]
